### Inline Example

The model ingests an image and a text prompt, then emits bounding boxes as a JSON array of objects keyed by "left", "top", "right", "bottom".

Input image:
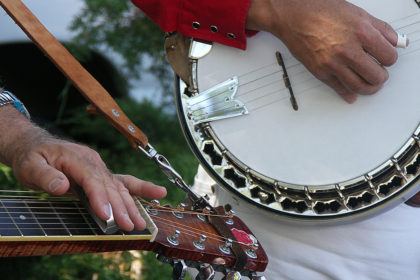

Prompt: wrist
[{"left": 0, "top": 106, "right": 48, "bottom": 166}]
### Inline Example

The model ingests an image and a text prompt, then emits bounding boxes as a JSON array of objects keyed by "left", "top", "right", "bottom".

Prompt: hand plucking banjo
[{"left": 171, "top": 0, "right": 420, "bottom": 223}]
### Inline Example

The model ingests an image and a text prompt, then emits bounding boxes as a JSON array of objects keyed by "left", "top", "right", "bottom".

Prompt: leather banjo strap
[{"left": 0, "top": 0, "right": 149, "bottom": 150}]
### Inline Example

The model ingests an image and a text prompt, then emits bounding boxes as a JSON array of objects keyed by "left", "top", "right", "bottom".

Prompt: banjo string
[{"left": 194, "top": 28, "right": 420, "bottom": 115}]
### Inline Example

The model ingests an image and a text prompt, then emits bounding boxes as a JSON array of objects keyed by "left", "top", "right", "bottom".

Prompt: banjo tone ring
[{"left": 181, "top": 100, "right": 420, "bottom": 221}]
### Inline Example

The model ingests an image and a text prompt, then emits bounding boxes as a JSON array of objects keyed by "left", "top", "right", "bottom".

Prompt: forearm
[{"left": 0, "top": 105, "right": 49, "bottom": 167}]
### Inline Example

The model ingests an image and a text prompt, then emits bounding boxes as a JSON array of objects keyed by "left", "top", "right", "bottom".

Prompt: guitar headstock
[{"left": 142, "top": 200, "right": 268, "bottom": 279}]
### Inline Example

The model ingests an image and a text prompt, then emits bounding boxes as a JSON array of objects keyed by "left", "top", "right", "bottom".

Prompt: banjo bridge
[{"left": 186, "top": 77, "right": 248, "bottom": 125}]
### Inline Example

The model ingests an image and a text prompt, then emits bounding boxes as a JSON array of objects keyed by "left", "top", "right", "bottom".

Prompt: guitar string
[
  {"left": 137, "top": 198, "right": 231, "bottom": 218},
  {"left": 150, "top": 215, "right": 252, "bottom": 247},
  {"left": 0, "top": 205, "right": 252, "bottom": 247},
  {"left": 192, "top": 23, "right": 420, "bottom": 115}
]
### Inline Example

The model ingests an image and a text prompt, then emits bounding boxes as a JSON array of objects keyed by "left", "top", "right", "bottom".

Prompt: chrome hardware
[
  {"left": 219, "top": 238, "right": 232, "bottom": 255},
  {"left": 193, "top": 234, "right": 207, "bottom": 250},
  {"left": 127, "top": 125, "right": 135, "bottom": 133},
  {"left": 249, "top": 273, "right": 267, "bottom": 280},
  {"left": 225, "top": 210, "right": 235, "bottom": 225},
  {"left": 189, "top": 40, "right": 213, "bottom": 59},
  {"left": 167, "top": 230, "right": 181, "bottom": 246},
  {"left": 197, "top": 206, "right": 211, "bottom": 221},
  {"left": 224, "top": 271, "right": 242, "bottom": 280},
  {"left": 173, "top": 203, "right": 186, "bottom": 218},
  {"left": 172, "top": 260, "right": 188, "bottom": 280},
  {"left": 111, "top": 109, "right": 119, "bottom": 117},
  {"left": 72, "top": 186, "right": 119, "bottom": 234},
  {"left": 138, "top": 143, "right": 208, "bottom": 210},
  {"left": 197, "top": 213, "right": 206, "bottom": 222},
  {"left": 186, "top": 77, "right": 248, "bottom": 125},
  {"left": 195, "top": 264, "right": 215, "bottom": 280},
  {"left": 246, "top": 243, "right": 258, "bottom": 259},
  {"left": 146, "top": 205, "right": 158, "bottom": 216},
  {"left": 151, "top": 200, "right": 160, "bottom": 206}
]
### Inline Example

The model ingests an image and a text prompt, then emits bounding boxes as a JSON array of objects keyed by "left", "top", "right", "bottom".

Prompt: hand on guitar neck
[
  {"left": 246, "top": 0, "right": 401, "bottom": 103},
  {"left": 0, "top": 106, "right": 167, "bottom": 232}
]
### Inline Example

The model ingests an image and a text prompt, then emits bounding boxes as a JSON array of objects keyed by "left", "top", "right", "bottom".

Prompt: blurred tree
[{"left": 70, "top": 0, "right": 173, "bottom": 103}]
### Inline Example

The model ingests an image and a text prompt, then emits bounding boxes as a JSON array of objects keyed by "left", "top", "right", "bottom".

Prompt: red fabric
[{"left": 131, "top": 0, "right": 256, "bottom": 50}]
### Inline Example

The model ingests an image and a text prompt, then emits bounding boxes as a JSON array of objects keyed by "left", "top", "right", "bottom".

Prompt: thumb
[{"left": 15, "top": 156, "right": 70, "bottom": 195}]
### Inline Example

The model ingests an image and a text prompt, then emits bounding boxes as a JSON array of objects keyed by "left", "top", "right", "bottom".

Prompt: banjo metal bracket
[{"left": 186, "top": 77, "right": 248, "bottom": 125}]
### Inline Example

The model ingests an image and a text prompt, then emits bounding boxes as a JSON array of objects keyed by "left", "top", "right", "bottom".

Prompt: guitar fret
[
  {"left": 52, "top": 201, "right": 95, "bottom": 236},
  {"left": 3, "top": 200, "right": 45, "bottom": 236},
  {"left": 0, "top": 200, "right": 23, "bottom": 237},
  {"left": 23, "top": 200, "right": 47, "bottom": 237},
  {"left": 73, "top": 201, "right": 99, "bottom": 236},
  {"left": 48, "top": 200, "right": 72, "bottom": 236}
]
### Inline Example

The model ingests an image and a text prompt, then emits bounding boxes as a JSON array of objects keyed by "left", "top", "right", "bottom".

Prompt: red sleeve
[{"left": 131, "top": 0, "right": 256, "bottom": 50}]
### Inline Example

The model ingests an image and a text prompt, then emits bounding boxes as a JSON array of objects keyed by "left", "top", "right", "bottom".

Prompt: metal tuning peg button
[
  {"left": 219, "top": 238, "right": 232, "bottom": 255},
  {"left": 223, "top": 271, "right": 242, "bottom": 280},
  {"left": 151, "top": 200, "right": 160, "bottom": 206},
  {"left": 172, "top": 260, "right": 188, "bottom": 280},
  {"left": 198, "top": 206, "right": 212, "bottom": 222},
  {"left": 167, "top": 230, "right": 181, "bottom": 246},
  {"left": 193, "top": 234, "right": 207, "bottom": 250},
  {"left": 173, "top": 203, "right": 186, "bottom": 219},
  {"left": 146, "top": 200, "right": 160, "bottom": 216},
  {"left": 246, "top": 243, "right": 258, "bottom": 259},
  {"left": 225, "top": 209, "right": 235, "bottom": 225}
]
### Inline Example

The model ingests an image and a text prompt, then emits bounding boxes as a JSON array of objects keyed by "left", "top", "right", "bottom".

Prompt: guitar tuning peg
[
  {"left": 219, "top": 238, "right": 232, "bottom": 255},
  {"left": 225, "top": 209, "right": 235, "bottom": 225},
  {"left": 222, "top": 271, "right": 242, "bottom": 280},
  {"left": 197, "top": 206, "right": 212, "bottom": 222},
  {"left": 193, "top": 234, "right": 207, "bottom": 250},
  {"left": 167, "top": 230, "right": 181, "bottom": 246},
  {"left": 195, "top": 263, "right": 215, "bottom": 280},
  {"left": 172, "top": 260, "right": 188, "bottom": 280},
  {"left": 173, "top": 203, "right": 186, "bottom": 218},
  {"left": 245, "top": 243, "right": 258, "bottom": 259}
]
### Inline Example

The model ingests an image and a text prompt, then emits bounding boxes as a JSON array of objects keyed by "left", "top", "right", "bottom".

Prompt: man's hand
[
  {"left": 246, "top": 0, "right": 399, "bottom": 103},
  {"left": 0, "top": 106, "right": 166, "bottom": 232}
]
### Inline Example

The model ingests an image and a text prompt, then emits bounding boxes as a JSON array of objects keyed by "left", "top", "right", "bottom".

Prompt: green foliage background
[{"left": 0, "top": 0, "right": 197, "bottom": 279}]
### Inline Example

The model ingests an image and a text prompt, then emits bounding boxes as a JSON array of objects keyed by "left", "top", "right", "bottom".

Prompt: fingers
[
  {"left": 14, "top": 153, "right": 70, "bottom": 195},
  {"left": 321, "top": 75, "right": 357, "bottom": 104},
  {"left": 118, "top": 175, "right": 167, "bottom": 199},
  {"left": 59, "top": 150, "right": 151, "bottom": 232},
  {"left": 364, "top": 18, "right": 398, "bottom": 66},
  {"left": 13, "top": 140, "right": 166, "bottom": 232}
]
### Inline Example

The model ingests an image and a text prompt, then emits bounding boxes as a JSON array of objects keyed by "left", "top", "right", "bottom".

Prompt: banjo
[{"left": 170, "top": 0, "right": 420, "bottom": 223}]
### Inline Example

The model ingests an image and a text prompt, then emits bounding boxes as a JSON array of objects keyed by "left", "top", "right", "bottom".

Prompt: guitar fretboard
[{"left": 0, "top": 190, "right": 151, "bottom": 241}]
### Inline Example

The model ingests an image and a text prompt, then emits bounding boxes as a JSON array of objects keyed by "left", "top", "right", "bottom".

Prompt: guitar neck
[{"left": 0, "top": 190, "right": 154, "bottom": 257}]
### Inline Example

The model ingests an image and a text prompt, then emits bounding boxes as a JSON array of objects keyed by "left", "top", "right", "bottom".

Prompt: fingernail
[
  {"left": 103, "top": 204, "right": 111, "bottom": 219},
  {"left": 48, "top": 178, "right": 65, "bottom": 193},
  {"left": 123, "top": 213, "right": 134, "bottom": 228}
]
